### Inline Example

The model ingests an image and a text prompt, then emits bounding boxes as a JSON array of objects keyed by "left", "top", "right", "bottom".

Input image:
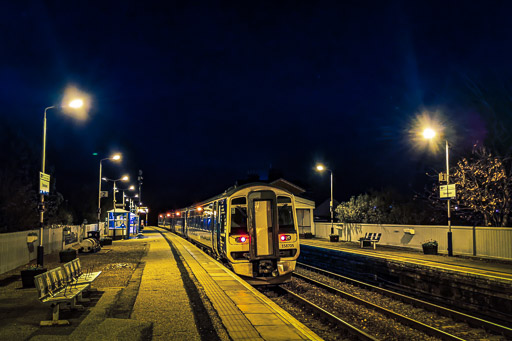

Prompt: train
[{"left": 158, "top": 183, "right": 300, "bottom": 285}]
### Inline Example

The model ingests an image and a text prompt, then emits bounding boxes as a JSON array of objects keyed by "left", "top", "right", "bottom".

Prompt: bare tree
[{"left": 451, "top": 147, "right": 511, "bottom": 227}]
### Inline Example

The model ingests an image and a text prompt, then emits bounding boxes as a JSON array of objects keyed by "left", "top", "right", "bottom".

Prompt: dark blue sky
[{"left": 1, "top": 1, "right": 511, "bottom": 217}]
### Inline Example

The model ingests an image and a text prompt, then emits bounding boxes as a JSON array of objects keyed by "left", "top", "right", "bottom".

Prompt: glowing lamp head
[
  {"left": 166, "top": 213, "right": 171, "bottom": 217},
  {"left": 197, "top": 207, "right": 203, "bottom": 212},
  {"left": 129, "top": 185, "right": 135, "bottom": 190},
  {"left": 422, "top": 128, "right": 436, "bottom": 139},
  {"left": 176, "top": 212, "right": 180, "bottom": 216},
  {"left": 159, "top": 214, "right": 163, "bottom": 218},
  {"left": 316, "top": 164, "right": 325, "bottom": 172},
  {"left": 121, "top": 175, "right": 129, "bottom": 181},
  {"left": 112, "top": 154, "right": 121, "bottom": 161},
  {"left": 69, "top": 98, "right": 84, "bottom": 108}
]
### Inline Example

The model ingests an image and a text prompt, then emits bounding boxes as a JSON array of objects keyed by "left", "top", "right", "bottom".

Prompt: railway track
[{"left": 292, "top": 262, "right": 512, "bottom": 340}]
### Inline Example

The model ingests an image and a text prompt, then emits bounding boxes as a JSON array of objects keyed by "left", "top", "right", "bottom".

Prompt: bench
[
  {"left": 33, "top": 267, "right": 90, "bottom": 326},
  {"left": 63, "top": 258, "right": 102, "bottom": 285},
  {"left": 359, "top": 232, "right": 382, "bottom": 249}
]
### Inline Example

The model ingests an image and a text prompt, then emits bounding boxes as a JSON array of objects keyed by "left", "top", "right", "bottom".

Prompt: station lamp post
[
  {"left": 98, "top": 154, "right": 122, "bottom": 232},
  {"left": 315, "top": 163, "right": 335, "bottom": 237},
  {"left": 118, "top": 185, "right": 135, "bottom": 210},
  {"left": 38, "top": 98, "right": 85, "bottom": 267},
  {"left": 423, "top": 128, "right": 453, "bottom": 256},
  {"left": 102, "top": 175, "right": 129, "bottom": 224}
]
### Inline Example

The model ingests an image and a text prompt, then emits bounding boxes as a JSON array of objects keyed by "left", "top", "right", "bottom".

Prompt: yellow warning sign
[{"left": 40, "top": 172, "right": 50, "bottom": 195}]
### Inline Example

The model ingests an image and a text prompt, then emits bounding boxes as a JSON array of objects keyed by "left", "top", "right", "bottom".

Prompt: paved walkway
[{"left": 131, "top": 230, "right": 201, "bottom": 340}]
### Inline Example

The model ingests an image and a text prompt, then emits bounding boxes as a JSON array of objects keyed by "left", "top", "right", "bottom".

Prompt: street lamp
[
  {"left": 117, "top": 185, "right": 135, "bottom": 210},
  {"left": 38, "top": 98, "right": 85, "bottom": 267},
  {"left": 98, "top": 153, "right": 122, "bottom": 232},
  {"left": 315, "top": 163, "right": 335, "bottom": 238},
  {"left": 423, "top": 128, "right": 453, "bottom": 256}
]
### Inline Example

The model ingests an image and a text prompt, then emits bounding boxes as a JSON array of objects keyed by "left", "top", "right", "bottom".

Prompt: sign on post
[
  {"left": 39, "top": 172, "right": 50, "bottom": 195},
  {"left": 100, "top": 191, "right": 109, "bottom": 198},
  {"left": 438, "top": 172, "right": 447, "bottom": 182},
  {"left": 440, "top": 184, "right": 456, "bottom": 199}
]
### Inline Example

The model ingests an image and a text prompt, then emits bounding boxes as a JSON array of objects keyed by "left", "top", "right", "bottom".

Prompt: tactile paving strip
[
  {"left": 169, "top": 234, "right": 263, "bottom": 340},
  {"left": 166, "top": 232, "right": 321, "bottom": 341}
]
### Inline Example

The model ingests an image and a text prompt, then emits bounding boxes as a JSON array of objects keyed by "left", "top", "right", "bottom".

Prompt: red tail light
[
  {"left": 280, "top": 235, "right": 291, "bottom": 242},
  {"left": 235, "top": 235, "right": 249, "bottom": 243}
]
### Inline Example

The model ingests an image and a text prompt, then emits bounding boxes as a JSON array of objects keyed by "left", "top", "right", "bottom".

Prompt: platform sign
[
  {"left": 438, "top": 172, "right": 447, "bottom": 182},
  {"left": 100, "top": 191, "right": 108, "bottom": 198},
  {"left": 39, "top": 172, "right": 50, "bottom": 195},
  {"left": 440, "top": 184, "right": 456, "bottom": 199}
]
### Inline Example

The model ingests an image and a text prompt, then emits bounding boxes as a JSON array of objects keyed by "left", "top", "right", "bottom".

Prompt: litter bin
[
  {"left": 59, "top": 248, "right": 77, "bottom": 263},
  {"left": 87, "top": 231, "right": 100, "bottom": 241}
]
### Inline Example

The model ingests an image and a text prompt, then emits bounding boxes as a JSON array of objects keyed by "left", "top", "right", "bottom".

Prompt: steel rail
[
  {"left": 293, "top": 272, "right": 465, "bottom": 341},
  {"left": 297, "top": 262, "right": 512, "bottom": 338},
  {"left": 273, "top": 286, "right": 378, "bottom": 341}
]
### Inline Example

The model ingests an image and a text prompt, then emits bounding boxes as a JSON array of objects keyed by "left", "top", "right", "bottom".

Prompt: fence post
[{"left": 472, "top": 224, "right": 477, "bottom": 256}]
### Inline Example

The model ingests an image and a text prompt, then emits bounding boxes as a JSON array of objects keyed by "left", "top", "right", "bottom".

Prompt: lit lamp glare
[
  {"left": 316, "top": 164, "right": 325, "bottom": 171},
  {"left": 112, "top": 154, "right": 121, "bottom": 161},
  {"left": 121, "top": 175, "right": 129, "bottom": 181},
  {"left": 69, "top": 98, "right": 84, "bottom": 108},
  {"left": 423, "top": 128, "right": 436, "bottom": 139}
]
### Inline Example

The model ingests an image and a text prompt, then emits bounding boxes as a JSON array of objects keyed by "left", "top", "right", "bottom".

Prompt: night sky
[{"left": 1, "top": 1, "right": 512, "bottom": 221}]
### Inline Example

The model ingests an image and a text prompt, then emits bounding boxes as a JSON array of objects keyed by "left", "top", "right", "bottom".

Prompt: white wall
[
  {"left": 313, "top": 222, "right": 512, "bottom": 260},
  {"left": 0, "top": 223, "right": 102, "bottom": 275}
]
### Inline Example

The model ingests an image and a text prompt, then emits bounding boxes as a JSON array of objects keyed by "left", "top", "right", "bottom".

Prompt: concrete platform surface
[{"left": 300, "top": 238, "right": 512, "bottom": 282}]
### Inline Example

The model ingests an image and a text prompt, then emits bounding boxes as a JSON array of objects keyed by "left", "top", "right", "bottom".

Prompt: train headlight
[
  {"left": 235, "top": 236, "right": 249, "bottom": 243},
  {"left": 279, "top": 235, "right": 291, "bottom": 242}
]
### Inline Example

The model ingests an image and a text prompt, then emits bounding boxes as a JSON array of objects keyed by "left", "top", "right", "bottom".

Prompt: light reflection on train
[{"left": 158, "top": 183, "right": 300, "bottom": 285}]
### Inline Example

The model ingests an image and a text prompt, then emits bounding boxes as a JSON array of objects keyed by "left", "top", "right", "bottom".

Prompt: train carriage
[{"left": 158, "top": 183, "right": 300, "bottom": 285}]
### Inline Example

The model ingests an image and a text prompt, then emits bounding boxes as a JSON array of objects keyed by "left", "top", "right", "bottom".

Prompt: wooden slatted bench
[
  {"left": 33, "top": 267, "right": 90, "bottom": 326},
  {"left": 63, "top": 258, "right": 102, "bottom": 285},
  {"left": 359, "top": 232, "right": 382, "bottom": 249}
]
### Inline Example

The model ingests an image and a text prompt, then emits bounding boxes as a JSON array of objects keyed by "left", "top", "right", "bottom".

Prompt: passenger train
[{"left": 158, "top": 183, "right": 300, "bottom": 285}]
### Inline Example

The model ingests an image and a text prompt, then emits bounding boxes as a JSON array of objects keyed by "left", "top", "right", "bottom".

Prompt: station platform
[
  {"left": 299, "top": 238, "right": 512, "bottom": 282},
  {"left": 299, "top": 238, "right": 512, "bottom": 323},
  {"left": 133, "top": 227, "right": 321, "bottom": 341}
]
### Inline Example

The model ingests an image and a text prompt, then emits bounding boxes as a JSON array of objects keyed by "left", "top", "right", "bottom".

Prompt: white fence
[
  {"left": 0, "top": 223, "right": 103, "bottom": 275},
  {"left": 313, "top": 222, "right": 512, "bottom": 260}
]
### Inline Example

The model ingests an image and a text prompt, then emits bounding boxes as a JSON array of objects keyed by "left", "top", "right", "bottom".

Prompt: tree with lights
[{"left": 450, "top": 147, "right": 511, "bottom": 227}]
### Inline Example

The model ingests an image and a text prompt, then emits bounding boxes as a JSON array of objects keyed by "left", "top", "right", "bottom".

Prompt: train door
[
  {"left": 248, "top": 191, "right": 278, "bottom": 259},
  {"left": 212, "top": 202, "right": 218, "bottom": 255}
]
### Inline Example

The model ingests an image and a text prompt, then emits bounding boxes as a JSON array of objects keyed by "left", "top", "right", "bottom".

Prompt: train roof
[{"left": 188, "top": 182, "right": 294, "bottom": 209}]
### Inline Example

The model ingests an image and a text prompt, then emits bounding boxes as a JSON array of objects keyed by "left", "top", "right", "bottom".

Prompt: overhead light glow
[
  {"left": 423, "top": 128, "right": 436, "bottom": 139},
  {"left": 69, "top": 98, "right": 84, "bottom": 108}
]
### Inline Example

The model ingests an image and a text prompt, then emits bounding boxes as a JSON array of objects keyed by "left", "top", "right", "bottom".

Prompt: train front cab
[{"left": 227, "top": 186, "right": 299, "bottom": 285}]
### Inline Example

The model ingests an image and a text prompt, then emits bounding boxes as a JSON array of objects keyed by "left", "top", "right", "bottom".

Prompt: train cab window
[
  {"left": 277, "top": 196, "right": 292, "bottom": 204},
  {"left": 231, "top": 197, "right": 246, "bottom": 205},
  {"left": 230, "top": 197, "right": 247, "bottom": 235},
  {"left": 277, "top": 196, "right": 295, "bottom": 233}
]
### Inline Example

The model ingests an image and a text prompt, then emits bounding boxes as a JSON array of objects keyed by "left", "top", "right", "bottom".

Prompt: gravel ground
[
  {"left": 0, "top": 239, "right": 148, "bottom": 340},
  {"left": 295, "top": 268, "right": 507, "bottom": 341},
  {"left": 275, "top": 278, "right": 440, "bottom": 341}
]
